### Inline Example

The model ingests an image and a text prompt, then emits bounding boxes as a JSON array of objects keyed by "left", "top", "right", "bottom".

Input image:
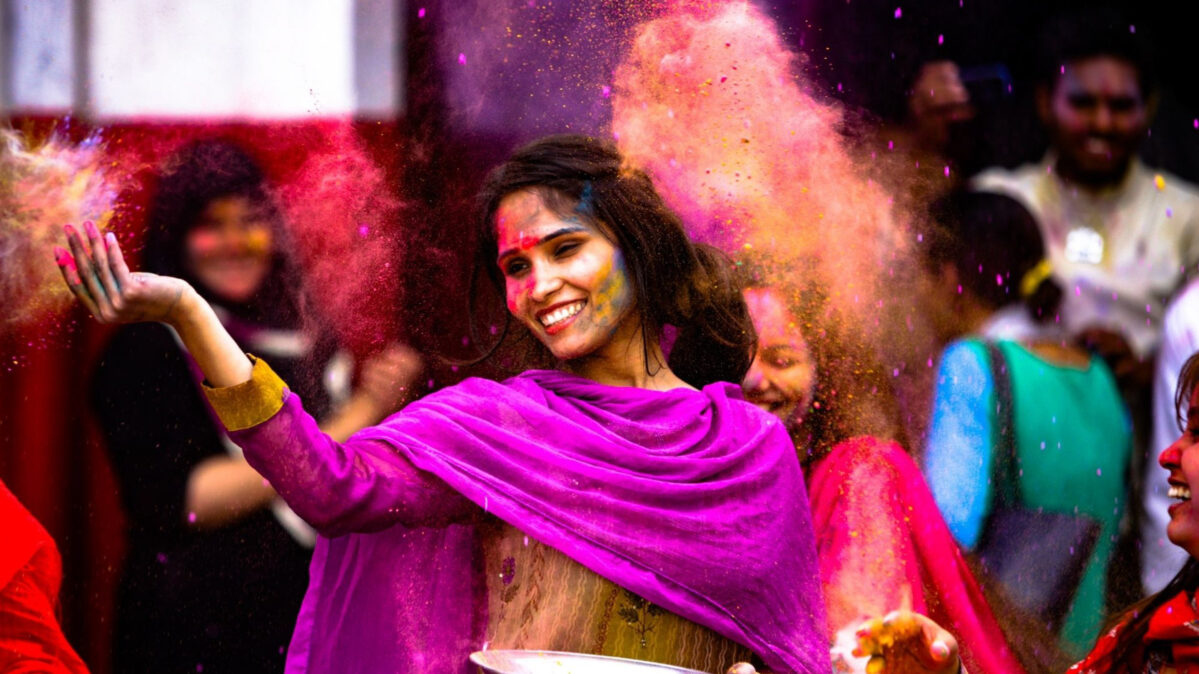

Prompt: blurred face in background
[
  {"left": 1041, "top": 56, "right": 1149, "bottom": 187},
  {"left": 185, "top": 195, "right": 274, "bottom": 303},
  {"left": 742, "top": 287, "right": 816, "bottom": 432}
]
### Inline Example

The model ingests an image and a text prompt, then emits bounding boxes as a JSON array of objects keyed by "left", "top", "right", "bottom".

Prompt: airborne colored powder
[
  {"left": 612, "top": 1, "right": 937, "bottom": 446},
  {"left": 4, "top": 122, "right": 403, "bottom": 360},
  {"left": 0, "top": 130, "right": 119, "bottom": 328}
]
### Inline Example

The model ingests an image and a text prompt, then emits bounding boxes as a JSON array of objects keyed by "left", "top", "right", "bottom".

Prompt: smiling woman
[{"left": 55, "top": 134, "right": 828, "bottom": 674}]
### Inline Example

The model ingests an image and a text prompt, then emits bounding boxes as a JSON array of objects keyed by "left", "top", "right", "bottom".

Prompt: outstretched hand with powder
[
  {"left": 55, "top": 221, "right": 253, "bottom": 388},
  {"left": 852, "top": 610, "right": 961, "bottom": 674},
  {"left": 55, "top": 222, "right": 192, "bottom": 325}
]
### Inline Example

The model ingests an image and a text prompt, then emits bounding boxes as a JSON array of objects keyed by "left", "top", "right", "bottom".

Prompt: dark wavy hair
[
  {"left": 927, "top": 190, "right": 1062, "bottom": 325},
  {"left": 1036, "top": 8, "right": 1156, "bottom": 99},
  {"left": 472, "top": 134, "right": 756, "bottom": 388},
  {"left": 142, "top": 139, "right": 307, "bottom": 328}
]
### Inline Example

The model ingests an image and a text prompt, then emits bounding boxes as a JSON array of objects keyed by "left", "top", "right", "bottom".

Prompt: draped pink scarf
[{"left": 809, "top": 437, "right": 1025, "bottom": 674}]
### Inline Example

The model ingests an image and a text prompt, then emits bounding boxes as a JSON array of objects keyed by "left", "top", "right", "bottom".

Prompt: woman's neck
[{"left": 564, "top": 322, "right": 693, "bottom": 391}]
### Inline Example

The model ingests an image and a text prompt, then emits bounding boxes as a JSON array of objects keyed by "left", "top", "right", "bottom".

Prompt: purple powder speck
[
  {"left": 458, "top": 52, "right": 467, "bottom": 65},
  {"left": 417, "top": 7, "right": 425, "bottom": 18},
  {"left": 894, "top": 7, "right": 902, "bottom": 18}
]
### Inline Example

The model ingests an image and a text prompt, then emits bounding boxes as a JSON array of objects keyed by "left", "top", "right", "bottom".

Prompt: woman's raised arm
[{"left": 55, "top": 221, "right": 251, "bottom": 387}]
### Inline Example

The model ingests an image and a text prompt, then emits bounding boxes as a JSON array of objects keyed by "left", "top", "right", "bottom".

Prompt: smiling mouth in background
[{"left": 745, "top": 395, "right": 787, "bottom": 414}]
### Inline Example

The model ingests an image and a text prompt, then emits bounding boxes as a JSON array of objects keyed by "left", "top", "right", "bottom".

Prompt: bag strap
[{"left": 982, "top": 340, "right": 1019, "bottom": 511}]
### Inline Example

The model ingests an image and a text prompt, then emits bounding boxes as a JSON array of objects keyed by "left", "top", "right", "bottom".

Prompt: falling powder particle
[
  {"left": 418, "top": 7, "right": 425, "bottom": 18},
  {"left": 1155, "top": 174, "right": 1166, "bottom": 191},
  {"left": 458, "top": 52, "right": 467, "bottom": 65},
  {"left": 937, "top": 34, "right": 944, "bottom": 45},
  {"left": 894, "top": 7, "right": 902, "bottom": 19}
]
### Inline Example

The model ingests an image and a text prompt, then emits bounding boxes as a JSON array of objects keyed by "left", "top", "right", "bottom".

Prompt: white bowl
[{"left": 470, "top": 650, "right": 710, "bottom": 674}]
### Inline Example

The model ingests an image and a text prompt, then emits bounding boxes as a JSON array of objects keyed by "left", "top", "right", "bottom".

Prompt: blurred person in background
[
  {"left": 921, "top": 191, "right": 1133, "bottom": 658},
  {"left": 739, "top": 271, "right": 1046, "bottom": 674},
  {"left": 972, "top": 10, "right": 1199, "bottom": 382},
  {"left": 973, "top": 10, "right": 1199, "bottom": 608},
  {"left": 89, "top": 139, "right": 419, "bottom": 672}
]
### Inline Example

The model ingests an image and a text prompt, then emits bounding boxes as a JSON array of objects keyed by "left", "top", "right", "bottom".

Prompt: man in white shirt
[
  {"left": 974, "top": 18, "right": 1199, "bottom": 370},
  {"left": 973, "top": 13, "right": 1199, "bottom": 599}
]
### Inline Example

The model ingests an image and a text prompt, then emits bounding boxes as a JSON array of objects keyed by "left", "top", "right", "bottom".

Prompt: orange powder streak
[{"left": 612, "top": 2, "right": 936, "bottom": 449}]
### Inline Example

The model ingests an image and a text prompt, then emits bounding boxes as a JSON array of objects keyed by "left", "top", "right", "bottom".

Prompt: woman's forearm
[
  {"left": 185, "top": 455, "right": 277, "bottom": 529},
  {"left": 169, "top": 286, "right": 254, "bottom": 388}
]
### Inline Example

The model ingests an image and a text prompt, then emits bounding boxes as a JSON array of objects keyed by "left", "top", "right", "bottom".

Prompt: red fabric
[
  {"left": 0, "top": 480, "right": 89, "bottom": 673},
  {"left": 1064, "top": 592, "right": 1199, "bottom": 674},
  {"left": 1146, "top": 592, "right": 1199, "bottom": 666},
  {"left": 809, "top": 436, "right": 1026, "bottom": 674}
]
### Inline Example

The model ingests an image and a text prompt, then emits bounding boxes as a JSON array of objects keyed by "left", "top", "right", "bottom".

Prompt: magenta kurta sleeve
[{"left": 205, "top": 356, "right": 475, "bottom": 537}]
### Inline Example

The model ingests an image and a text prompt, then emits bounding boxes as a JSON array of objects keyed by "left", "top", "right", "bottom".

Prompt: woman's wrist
[{"left": 163, "top": 283, "right": 203, "bottom": 329}]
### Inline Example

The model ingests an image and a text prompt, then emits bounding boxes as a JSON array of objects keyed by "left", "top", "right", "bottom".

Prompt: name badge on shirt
[{"left": 1064, "top": 226, "right": 1104, "bottom": 265}]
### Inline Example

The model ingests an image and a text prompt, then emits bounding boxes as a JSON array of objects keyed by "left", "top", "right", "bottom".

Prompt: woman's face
[
  {"left": 184, "top": 196, "right": 273, "bottom": 303},
  {"left": 495, "top": 189, "right": 635, "bottom": 361},
  {"left": 1161, "top": 385, "right": 1199, "bottom": 558},
  {"left": 742, "top": 287, "right": 816, "bottom": 430}
]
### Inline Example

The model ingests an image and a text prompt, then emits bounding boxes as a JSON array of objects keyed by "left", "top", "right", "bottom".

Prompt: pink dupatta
[{"left": 809, "top": 437, "right": 1025, "bottom": 674}]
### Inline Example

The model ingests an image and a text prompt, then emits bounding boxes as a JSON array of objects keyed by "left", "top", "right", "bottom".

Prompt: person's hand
[
  {"left": 725, "top": 663, "right": 757, "bottom": 674},
  {"left": 852, "top": 610, "right": 960, "bottom": 674},
  {"left": 55, "top": 221, "right": 195, "bottom": 326},
  {"left": 355, "top": 343, "right": 423, "bottom": 417}
]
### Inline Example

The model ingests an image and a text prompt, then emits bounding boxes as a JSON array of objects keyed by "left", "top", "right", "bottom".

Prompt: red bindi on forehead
[{"left": 495, "top": 193, "right": 546, "bottom": 251}]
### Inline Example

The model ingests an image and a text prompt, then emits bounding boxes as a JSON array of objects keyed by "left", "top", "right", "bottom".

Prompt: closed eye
[{"left": 555, "top": 240, "right": 582, "bottom": 258}]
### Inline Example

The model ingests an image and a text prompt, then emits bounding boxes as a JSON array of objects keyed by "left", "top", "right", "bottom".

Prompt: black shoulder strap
[{"left": 982, "top": 340, "right": 1018, "bottom": 510}]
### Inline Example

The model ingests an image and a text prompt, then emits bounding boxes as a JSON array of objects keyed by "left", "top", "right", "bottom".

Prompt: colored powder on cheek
[
  {"left": 589, "top": 251, "right": 630, "bottom": 329},
  {"left": 244, "top": 229, "right": 272, "bottom": 255}
]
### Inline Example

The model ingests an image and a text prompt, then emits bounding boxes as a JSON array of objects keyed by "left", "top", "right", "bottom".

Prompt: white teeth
[
  {"left": 540, "top": 301, "right": 584, "bottom": 328},
  {"left": 1169, "top": 485, "right": 1192, "bottom": 501}
]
